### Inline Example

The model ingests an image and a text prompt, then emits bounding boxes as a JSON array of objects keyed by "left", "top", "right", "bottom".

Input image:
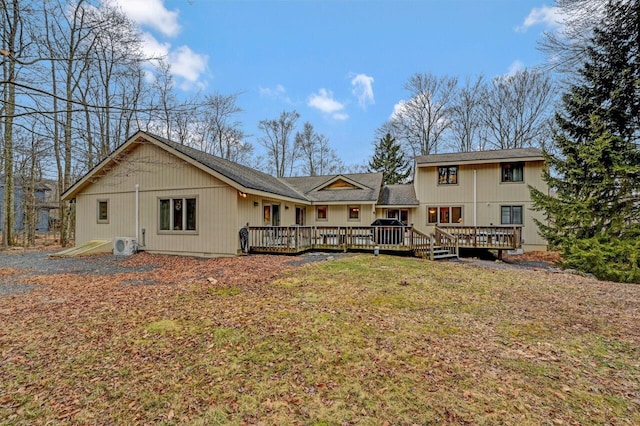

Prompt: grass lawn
[{"left": 1, "top": 253, "right": 639, "bottom": 425}]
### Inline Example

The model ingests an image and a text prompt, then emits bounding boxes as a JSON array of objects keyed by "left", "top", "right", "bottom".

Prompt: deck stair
[{"left": 431, "top": 246, "right": 458, "bottom": 260}]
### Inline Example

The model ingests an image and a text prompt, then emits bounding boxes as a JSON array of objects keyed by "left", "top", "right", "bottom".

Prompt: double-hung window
[
  {"left": 159, "top": 197, "right": 197, "bottom": 232},
  {"left": 501, "top": 205, "right": 523, "bottom": 225}
]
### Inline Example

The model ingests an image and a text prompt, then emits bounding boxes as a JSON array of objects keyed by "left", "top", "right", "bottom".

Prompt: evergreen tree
[
  {"left": 531, "top": 0, "right": 640, "bottom": 282},
  {"left": 368, "top": 133, "right": 412, "bottom": 184}
]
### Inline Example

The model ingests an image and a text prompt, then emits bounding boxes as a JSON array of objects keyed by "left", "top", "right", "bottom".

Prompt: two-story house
[{"left": 61, "top": 131, "right": 548, "bottom": 257}]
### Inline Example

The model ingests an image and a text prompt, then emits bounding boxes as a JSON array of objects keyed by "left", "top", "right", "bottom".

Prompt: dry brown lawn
[{"left": 1, "top": 252, "right": 639, "bottom": 425}]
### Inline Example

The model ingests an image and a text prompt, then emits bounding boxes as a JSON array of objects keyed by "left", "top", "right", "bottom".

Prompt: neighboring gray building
[{"left": 0, "top": 178, "right": 53, "bottom": 232}]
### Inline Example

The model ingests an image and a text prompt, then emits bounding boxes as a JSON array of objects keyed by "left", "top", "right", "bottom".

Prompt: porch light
[{"left": 238, "top": 191, "right": 247, "bottom": 198}]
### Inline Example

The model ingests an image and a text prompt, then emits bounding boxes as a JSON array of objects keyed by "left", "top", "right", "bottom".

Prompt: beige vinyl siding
[
  {"left": 236, "top": 196, "right": 299, "bottom": 228},
  {"left": 414, "top": 160, "right": 547, "bottom": 251},
  {"left": 74, "top": 143, "right": 241, "bottom": 256},
  {"left": 306, "top": 204, "right": 376, "bottom": 227}
]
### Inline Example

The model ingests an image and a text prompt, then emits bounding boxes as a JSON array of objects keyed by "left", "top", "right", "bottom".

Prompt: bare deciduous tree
[
  {"left": 540, "top": 0, "right": 606, "bottom": 76},
  {"left": 199, "top": 92, "right": 250, "bottom": 161},
  {"left": 1, "top": 0, "right": 27, "bottom": 246},
  {"left": 258, "top": 110, "right": 300, "bottom": 177},
  {"left": 481, "top": 70, "right": 555, "bottom": 150},
  {"left": 295, "top": 122, "right": 343, "bottom": 176},
  {"left": 448, "top": 75, "right": 487, "bottom": 152},
  {"left": 390, "top": 72, "right": 458, "bottom": 156}
]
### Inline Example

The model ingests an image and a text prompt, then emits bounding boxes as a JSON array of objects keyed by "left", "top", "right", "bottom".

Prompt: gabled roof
[
  {"left": 415, "top": 148, "right": 544, "bottom": 166},
  {"left": 62, "top": 131, "right": 386, "bottom": 205},
  {"left": 282, "top": 173, "right": 383, "bottom": 204},
  {"left": 377, "top": 184, "right": 419, "bottom": 206},
  {"left": 150, "top": 133, "right": 306, "bottom": 200},
  {"left": 62, "top": 131, "right": 306, "bottom": 202}
]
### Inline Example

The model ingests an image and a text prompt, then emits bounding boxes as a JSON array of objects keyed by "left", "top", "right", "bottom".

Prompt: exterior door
[
  {"left": 295, "top": 207, "right": 306, "bottom": 226},
  {"left": 387, "top": 209, "right": 409, "bottom": 225}
]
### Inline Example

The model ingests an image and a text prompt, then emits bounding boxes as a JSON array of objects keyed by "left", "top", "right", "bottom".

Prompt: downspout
[
  {"left": 135, "top": 184, "right": 139, "bottom": 243},
  {"left": 473, "top": 169, "right": 477, "bottom": 226}
]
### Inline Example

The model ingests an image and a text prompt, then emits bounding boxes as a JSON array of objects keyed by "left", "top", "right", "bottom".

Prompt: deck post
[{"left": 429, "top": 234, "right": 435, "bottom": 261}]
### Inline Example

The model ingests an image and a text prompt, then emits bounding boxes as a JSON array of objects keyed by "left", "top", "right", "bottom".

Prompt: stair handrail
[{"left": 434, "top": 226, "right": 459, "bottom": 258}]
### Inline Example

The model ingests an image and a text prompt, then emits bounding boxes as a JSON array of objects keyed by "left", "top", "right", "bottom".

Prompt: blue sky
[{"left": 114, "top": 0, "right": 562, "bottom": 167}]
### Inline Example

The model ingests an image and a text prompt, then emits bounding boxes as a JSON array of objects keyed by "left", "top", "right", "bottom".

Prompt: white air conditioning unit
[{"left": 114, "top": 237, "right": 137, "bottom": 256}]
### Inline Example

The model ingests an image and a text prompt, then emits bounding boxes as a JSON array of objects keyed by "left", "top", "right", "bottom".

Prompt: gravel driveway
[
  {"left": 0, "top": 249, "right": 154, "bottom": 297},
  {"left": 0, "top": 249, "right": 355, "bottom": 297}
]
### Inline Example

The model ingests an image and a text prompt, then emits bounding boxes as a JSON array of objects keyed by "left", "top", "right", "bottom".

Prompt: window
[
  {"left": 438, "top": 166, "right": 458, "bottom": 184},
  {"left": 317, "top": 205, "right": 328, "bottom": 220},
  {"left": 159, "top": 197, "right": 197, "bottom": 232},
  {"left": 501, "top": 205, "right": 523, "bottom": 225},
  {"left": 387, "top": 209, "right": 409, "bottom": 225},
  {"left": 427, "top": 206, "right": 462, "bottom": 224},
  {"left": 263, "top": 204, "right": 280, "bottom": 226},
  {"left": 501, "top": 162, "right": 524, "bottom": 182},
  {"left": 428, "top": 207, "right": 438, "bottom": 224},
  {"left": 97, "top": 200, "right": 109, "bottom": 224},
  {"left": 348, "top": 206, "right": 360, "bottom": 221}
]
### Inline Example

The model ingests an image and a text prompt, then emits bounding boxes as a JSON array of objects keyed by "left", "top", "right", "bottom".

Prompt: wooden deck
[
  {"left": 246, "top": 225, "right": 522, "bottom": 259},
  {"left": 437, "top": 225, "right": 523, "bottom": 250}
]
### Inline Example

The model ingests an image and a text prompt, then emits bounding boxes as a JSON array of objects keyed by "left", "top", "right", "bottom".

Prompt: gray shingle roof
[
  {"left": 378, "top": 184, "right": 419, "bottom": 206},
  {"left": 147, "top": 132, "right": 306, "bottom": 201},
  {"left": 282, "top": 173, "right": 383, "bottom": 203},
  {"left": 415, "top": 148, "right": 544, "bottom": 165},
  {"left": 64, "top": 131, "right": 386, "bottom": 204}
]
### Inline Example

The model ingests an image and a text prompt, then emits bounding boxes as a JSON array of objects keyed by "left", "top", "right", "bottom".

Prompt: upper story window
[
  {"left": 438, "top": 166, "right": 458, "bottom": 184},
  {"left": 348, "top": 206, "right": 360, "bottom": 221},
  {"left": 97, "top": 199, "right": 109, "bottom": 224},
  {"left": 501, "top": 162, "right": 524, "bottom": 182},
  {"left": 159, "top": 197, "right": 197, "bottom": 232}
]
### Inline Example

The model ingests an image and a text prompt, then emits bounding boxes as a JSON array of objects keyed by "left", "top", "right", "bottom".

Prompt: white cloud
[
  {"left": 110, "top": 0, "right": 180, "bottom": 37},
  {"left": 139, "top": 31, "right": 170, "bottom": 61},
  {"left": 308, "top": 88, "right": 348, "bottom": 120},
  {"left": 168, "top": 45, "right": 208, "bottom": 90},
  {"left": 107, "top": 0, "right": 208, "bottom": 91},
  {"left": 516, "top": 5, "right": 563, "bottom": 32},
  {"left": 350, "top": 73, "right": 375, "bottom": 108},
  {"left": 390, "top": 100, "right": 406, "bottom": 120},
  {"left": 259, "top": 84, "right": 286, "bottom": 97},
  {"left": 259, "top": 84, "right": 293, "bottom": 104},
  {"left": 506, "top": 60, "right": 525, "bottom": 76}
]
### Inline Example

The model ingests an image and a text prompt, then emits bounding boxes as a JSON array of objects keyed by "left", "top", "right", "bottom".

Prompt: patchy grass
[{"left": 1, "top": 253, "right": 639, "bottom": 425}]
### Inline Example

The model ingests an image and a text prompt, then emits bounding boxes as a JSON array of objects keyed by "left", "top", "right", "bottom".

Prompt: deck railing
[
  {"left": 248, "top": 226, "right": 313, "bottom": 253},
  {"left": 246, "top": 224, "right": 521, "bottom": 255},
  {"left": 437, "top": 225, "right": 522, "bottom": 249},
  {"left": 433, "top": 227, "right": 459, "bottom": 259}
]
